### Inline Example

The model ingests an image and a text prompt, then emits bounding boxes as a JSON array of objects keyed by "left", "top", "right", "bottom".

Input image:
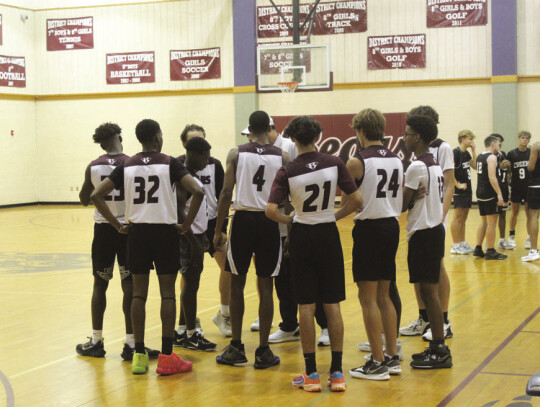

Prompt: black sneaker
[
  {"left": 411, "top": 347, "right": 430, "bottom": 360},
  {"left": 350, "top": 358, "right": 390, "bottom": 380},
  {"left": 76, "top": 337, "right": 106, "bottom": 357},
  {"left": 173, "top": 331, "right": 185, "bottom": 347},
  {"left": 473, "top": 246, "right": 485, "bottom": 258},
  {"left": 120, "top": 344, "right": 160, "bottom": 361},
  {"left": 384, "top": 355, "right": 402, "bottom": 375},
  {"left": 253, "top": 346, "right": 280, "bottom": 369},
  {"left": 216, "top": 343, "right": 248, "bottom": 366},
  {"left": 183, "top": 331, "right": 217, "bottom": 352},
  {"left": 485, "top": 249, "right": 507, "bottom": 260},
  {"left": 410, "top": 345, "right": 452, "bottom": 369}
]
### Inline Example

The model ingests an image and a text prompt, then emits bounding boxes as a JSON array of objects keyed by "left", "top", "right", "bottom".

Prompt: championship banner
[
  {"left": 106, "top": 52, "right": 155, "bottom": 85},
  {"left": 368, "top": 34, "right": 426, "bottom": 70},
  {"left": 170, "top": 47, "right": 221, "bottom": 81},
  {"left": 0, "top": 55, "right": 26, "bottom": 88},
  {"left": 46, "top": 17, "right": 94, "bottom": 51},
  {"left": 258, "top": 42, "right": 311, "bottom": 74},
  {"left": 427, "top": 0, "right": 488, "bottom": 28},
  {"left": 256, "top": 1, "right": 367, "bottom": 39}
]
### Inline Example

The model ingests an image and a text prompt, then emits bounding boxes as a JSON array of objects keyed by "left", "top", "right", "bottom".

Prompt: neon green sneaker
[{"left": 131, "top": 351, "right": 149, "bottom": 375}]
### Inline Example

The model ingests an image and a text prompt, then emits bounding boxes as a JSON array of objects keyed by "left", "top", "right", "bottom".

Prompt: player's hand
[
  {"left": 469, "top": 141, "right": 475, "bottom": 151},
  {"left": 457, "top": 183, "right": 467, "bottom": 190},
  {"left": 214, "top": 232, "right": 227, "bottom": 252},
  {"left": 213, "top": 231, "right": 226, "bottom": 250},
  {"left": 176, "top": 223, "right": 191, "bottom": 234},
  {"left": 501, "top": 160, "right": 511, "bottom": 170},
  {"left": 416, "top": 184, "right": 427, "bottom": 200},
  {"left": 118, "top": 224, "right": 130, "bottom": 234},
  {"left": 497, "top": 195, "right": 505, "bottom": 206},
  {"left": 286, "top": 212, "right": 295, "bottom": 224}
]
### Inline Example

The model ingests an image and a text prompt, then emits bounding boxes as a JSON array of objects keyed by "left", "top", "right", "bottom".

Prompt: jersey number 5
[
  {"left": 376, "top": 169, "right": 400, "bottom": 198},
  {"left": 133, "top": 176, "right": 160, "bottom": 204}
]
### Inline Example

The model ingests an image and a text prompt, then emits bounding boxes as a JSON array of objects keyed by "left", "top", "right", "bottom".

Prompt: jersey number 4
[
  {"left": 252, "top": 165, "right": 266, "bottom": 192},
  {"left": 133, "top": 176, "right": 160, "bottom": 204},
  {"left": 376, "top": 169, "right": 400, "bottom": 198}
]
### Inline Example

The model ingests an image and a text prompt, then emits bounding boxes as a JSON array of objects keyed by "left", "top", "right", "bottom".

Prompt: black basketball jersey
[
  {"left": 496, "top": 151, "right": 509, "bottom": 193},
  {"left": 507, "top": 147, "right": 531, "bottom": 189},
  {"left": 453, "top": 147, "right": 472, "bottom": 195},
  {"left": 530, "top": 151, "right": 540, "bottom": 187},
  {"left": 476, "top": 152, "right": 496, "bottom": 200}
]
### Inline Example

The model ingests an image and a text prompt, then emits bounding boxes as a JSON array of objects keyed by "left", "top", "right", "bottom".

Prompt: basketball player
[
  {"left": 76, "top": 123, "right": 158, "bottom": 360},
  {"left": 508, "top": 131, "right": 532, "bottom": 249},
  {"left": 266, "top": 115, "right": 363, "bottom": 391},
  {"left": 402, "top": 114, "right": 452, "bottom": 369},
  {"left": 345, "top": 109, "right": 403, "bottom": 381},
  {"left": 473, "top": 135, "right": 507, "bottom": 260},
  {"left": 214, "top": 111, "right": 289, "bottom": 369},
  {"left": 450, "top": 130, "right": 477, "bottom": 255},
  {"left": 522, "top": 141, "right": 540, "bottom": 262},
  {"left": 493, "top": 134, "right": 513, "bottom": 250},
  {"left": 91, "top": 119, "right": 204, "bottom": 375}
]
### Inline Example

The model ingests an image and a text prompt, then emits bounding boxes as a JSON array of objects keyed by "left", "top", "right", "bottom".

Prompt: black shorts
[
  {"left": 528, "top": 188, "right": 540, "bottom": 210},
  {"left": 289, "top": 222, "right": 346, "bottom": 304},
  {"left": 352, "top": 217, "right": 399, "bottom": 282},
  {"left": 453, "top": 194, "right": 472, "bottom": 209},
  {"left": 407, "top": 224, "right": 445, "bottom": 284},
  {"left": 511, "top": 186, "right": 529, "bottom": 204},
  {"left": 127, "top": 224, "right": 180, "bottom": 275},
  {"left": 226, "top": 211, "right": 281, "bottom": 277},
  {"left": 179, "top": 233, "right": 208, "bottom": 275},
  {"left": 92, "top": 222, "right": 130, "bottom": 281},
  {"left": 478, "top": 198, "right": 498, "bottom": 216},
  {"left": 205, "top": 217, "right": 229, "bottom": 257}
]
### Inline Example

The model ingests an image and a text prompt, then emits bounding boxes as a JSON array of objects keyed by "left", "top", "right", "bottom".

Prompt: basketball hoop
[{"left": 278, "top": 81, "right": 298, "bottom": 94}]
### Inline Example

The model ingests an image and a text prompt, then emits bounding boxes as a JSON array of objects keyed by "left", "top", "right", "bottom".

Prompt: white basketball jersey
[
  {"left": 233, "top": 143, "right": 283, "bottom": 211},
  {"left": 429, "top": 139, "right": 454, "bottom": 173},
  {"left": 273, "top": 135, "right": 298, "bottom": 236},
  {"left": 90, "top": 154, "right": 129, "bottom": 224},
  {"left": 354, "top": 146, "right": 403, "bottom": 220},
  {"left": 184, "top": 176, "right": 208, "bottom": 234}
]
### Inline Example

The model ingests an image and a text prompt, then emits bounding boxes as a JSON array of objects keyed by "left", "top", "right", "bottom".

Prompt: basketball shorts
[
  {"left": 478, "top": 198, "right": 498, "bottom": 216},
  {"left": 511, "top": 186, "right": 529, "bottom": 204},
  {"left": 453, "top": 193, "right": 472, "bottom": 209},
  {"left": 92, "top": 222, "right": 130, "bottom": 281},
  {"left": 179, "top": 233, "right": 209, "bottom": 275},
  {"left": 528, "top": 187, "right": 540, "bottom": 210},
  {"left": 127, "top": 223, "right": 180, "bottom": 275},
  {"left": 408, "top": 224, "right": 445, "bottom": 284},
  {"left": 205, "top": 217, "right": 229, "bottom": 257},
  {"left": 289, "top": 222, "right": 346, "bottom": 305},
  {"left": 352, "top": 217, "right": 399, "bottom": 282},
  {"left": 226, "top": 211, "right": 281, "bottom": 277}
]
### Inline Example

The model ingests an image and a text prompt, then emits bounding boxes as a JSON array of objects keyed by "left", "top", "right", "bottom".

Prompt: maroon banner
[
  {"left": 427, "top": 0, "right": 488, "bottom": 28},
  {"left": 0, "top": 55, "right": 26, "bottom": 88},
  {"left": 257, "top": 1, "right": 367, "bottom": 39},
  {"left": 258, "top": 43, "right": 311, "bottom": 74},
  {"left": 46, "top": 17, "right": 93, "bottom": 51},
  {"left": 368, "top": 34, "right": 426, "bottom": 70},
  {"left": 106, "top": 52, "right": 155, "bottom": 85},
  {"left": 170, "top": 48, "right": 221, "bottom": 81}
]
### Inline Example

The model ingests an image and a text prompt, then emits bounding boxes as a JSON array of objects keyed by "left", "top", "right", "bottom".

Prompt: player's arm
[
  {"left": 214, "top": 158, "right": 224, "bottom": 201},
  {"left": 91, "top": 176, "right": 126, "bottom": 233},
  {"left": 265, "top": 203, "right": 293, "bottom": 224},
  {"left": 178, "top": 174, "right": 204, "bottom": 233},
  {"left": 176, "top": 186, "right": 202, "bottom": 260},
  {"left": 528, "top": 144, "right": 540, "bottom": 172},
  {"left": 335, "top": 159, "right": 364, "bottom": 220},
  {"left": 266, "top": 166, "right": 293, "bottom": 224},
  {"left": 338, "top": 157, "right": 364, "bottom": 216},
  {"left": 487, "top": 155, "right": 504, "bottom": 205},
  {"left": 79, "top": 164, "right": 94, "bottom": 206},
  {"left": 442, "top": 168, "right": 454, "bottom": 220},
  {"left": 213, "top": 148, "right": 238, "bottom": 249},
  {"left": 335, "top": 190, "right": 363, "bottom": 221},
  {"left": 402, "top": 186, "right": 417, "bottom": 213}
]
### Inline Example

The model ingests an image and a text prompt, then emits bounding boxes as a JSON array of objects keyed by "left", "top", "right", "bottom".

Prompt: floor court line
[{"left": 479, "top": 372, "right": 534, "bottom": 377}]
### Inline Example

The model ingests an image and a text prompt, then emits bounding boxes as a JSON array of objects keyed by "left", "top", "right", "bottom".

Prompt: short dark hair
[
  {"left": 135, "top": 119, "right": 161, "bottom": 144},
  {"left": 408, "top": 105, "right": 439, "bottom": 124},
  {"left": 484, "top": 135, "right": 499, "bottom": 148},
  {"left": 185, "top": 136, "right": 211, "bottom": 153},
  {"left": 284, "top": 116, "right": 322, "bottom": 146},
  {"left": 490, "top": 133, "right": 504, "bottom": 142},
  {"left": 406, "top": 114, "right": 438, "bottom": 144},
  {"left": 180, "top": 124, "right": 206, "bottom": 143},
  {"left": 351, "top": 109, "right": 386, "bottom": 141},
  {"left": 93, "top": 122, "right": 121, "bottom": 144},
  {"left": 249, "top": 111, "right": 270, "bottom": 134}
]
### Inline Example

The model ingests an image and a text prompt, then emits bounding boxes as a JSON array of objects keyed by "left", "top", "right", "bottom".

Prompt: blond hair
[
  {"left": 458, "top": 130, "right": 475, "bottom": 143},
  {"left": 351, "top": 109, "right": 386, "bottom": 141}
]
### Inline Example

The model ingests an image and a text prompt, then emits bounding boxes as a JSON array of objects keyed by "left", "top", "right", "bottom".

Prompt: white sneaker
[
  {"left": 195, "top": 317, "right": 204, "bottom": 337},
  {"left": 268, "top": 327, "right": 300, "bottom": 343},
  {"left": 250, "top": 318, "right": 273, "bottom": 332},
  {"left": 525, "top": 236, "right": 532, "bottom": 250},
  {"left": 317, "top": 328, "right": 330, "bottom": 346},
  {"left": 450, "top": 243, "right": 465, "bottom": 254},
  {"left": 212, "top": 311, "right": 232, "bottom": 337},
  {"left": 508, "top": 234, "right": 516, "bottom": 244},
  {"left": 364, "top": 340, "right": 403, "bottom": 361},
  {"left": 399, "top": 316, "right": 428, "bottom": 336},
  {"left": 461, "top": 242, "right": 473, "bottom": 254},
  {"left": 422, "top": 321, "right": 453, "bottom": 341},
  {"left": 357, "top": 334, "right": 387, "bottom": 352},
  {"left": 498, "top": 239, "right": 515, "bottom": 250},
  {"left": 522, "top": 249, "right": 540, "bottom": 262}
]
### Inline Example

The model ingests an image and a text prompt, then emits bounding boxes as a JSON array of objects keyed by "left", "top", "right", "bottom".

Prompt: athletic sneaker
[
  {"left": 212, "top": 311, "right": 232, "bottom": 337},
  {"left": 216, "top": 344, "right": 248, "bottom": 366},
  {"left": 195, "top": 317, "right": 204, "bottom": 337},
  {"left": 412, "top": 347, "right": 430, "bottom": 361},
  {"left": 131, "top": 351, "right": 149, "bottom": 375},
  {"left": 498, "top": 239, "right": 515, "bottom": 250},
  {"left": 461, "top": 242, "right": 474, "bottom": 254},
  {"left": 250, "top": 318, "right": 274, "bottom": 332},
  {"left": 156, "top": 352, "right": 192, "bottom": 375},
  {"left": 183, "top": 332, "right": 217, "bottom": 352},
  {"left": 410, "top": 345, "right": 452, "bottom": 369},
  {"left": 292, "top": 372, "right": 322, "bottom": 392},
  {"left": 473, "top": 246, "right": 485, "bottom": 258},
  {"left": 76, "top": 337, "right": 106, "bottom": 357},
  {"left": 450, "top": 243, "right": 467, "bottom": 254},
  {"left": 364, "top": 341, "right": 403, "bottom": 361},
  {"left": 120, "top": 344, "right": 160, "bottom": 361},
  {"left": 485, "top": 249, "right": 508, "bottom": 260},
  {"left": 253, "top": 346, "right": 280, "bottom": 369},
  {"left": 399, "top": 316, "right": 428, "bottom": 336},
  {"left": 269, "top": 327, "right": 300, "bottom": 343},
  {"left": 525, "top": 235, "right": 532, "bottom": 249},
  {"left": 317, "top": 328, "right": 330, "bottom": 346},
  {"left": 173, "top": 330, "right": 185, "bottom": 347},
  {"left": 327, "top": 371, "right": 346, "bottom": 392},
  {"left": 422, "top": 322, "right": 453, "bottom": 342},
  {"left": 522, "top": 249, "right": 540, "bottom": 262},
  {"left": 350, "top": 358, "right": 390, "bottom": 381},
  {"left": 384, "top": 355, "right": 401, "bottom": 375}
]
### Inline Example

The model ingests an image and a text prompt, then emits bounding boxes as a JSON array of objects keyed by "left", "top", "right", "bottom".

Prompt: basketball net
[{"left": 278, "top": 81, "right": 298, "bottom": 94}]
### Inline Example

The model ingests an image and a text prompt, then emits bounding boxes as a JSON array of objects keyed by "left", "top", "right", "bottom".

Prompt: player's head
[
  {"left": 248, "top": 111, "right": 271, "bottom": 136},
  {"left": 484, "top": 134, "right": 500, "bottom": 152},
  {"left": 490, "top": 133, "right": 504, "bottom": 149},
  {"left": 284, "top": 115, "right": 322, "bottom": 147},
  {"left": 180, "top": 124, "right": 206, "bottom": 148},
  {"left": 93, "top": 122, "right": 122, "bottom": 151},
  {"left": 135, "top": 119, "right": 162, "bottom": 151},
  {"left": 458, "top": 130, "right": 475, "bottom": 146},
  {"left": 351, "top": 108, "right": 386, "bottom": 145},
  {"left": 408, "top": 105, "right": 440, "bottom": 124},
  {"left": 185, "top": 136, "right": 211, "bottom": 171},
  {"left": 404, "top": 114, "right": 438, "bottom": 151},
  {"left": 518, "top": 131, "right": 531, "bottom": 146}
]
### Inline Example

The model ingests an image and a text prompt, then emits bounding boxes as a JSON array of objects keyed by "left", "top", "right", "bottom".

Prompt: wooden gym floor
[{"left": 1, "top": 205, "right": 540, "bottom": 407}]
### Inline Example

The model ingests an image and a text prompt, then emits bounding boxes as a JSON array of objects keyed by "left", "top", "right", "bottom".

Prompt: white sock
[
  {"left": 187, "top": 329, "right": 197, "bottom": 338},
  {"left": 126, "top": 334, "right": 135, "bottom": 348},
  {"left": 92, "top": 330, "right": 103, "bottom": 345},
  {"left": 176, "top": 325, "right": 186, "bottom": 335},
  {"left": 220, "top": 305, "right": 230, "bottom": 317}
]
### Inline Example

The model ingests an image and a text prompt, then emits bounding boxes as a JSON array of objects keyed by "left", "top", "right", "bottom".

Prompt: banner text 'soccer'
[{"left": 170, "top": 47, "right": 221, "bottom": 81}]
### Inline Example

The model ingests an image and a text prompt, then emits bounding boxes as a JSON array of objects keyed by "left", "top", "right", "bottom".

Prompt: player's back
[
  {"left": 429, "top": 138, "right": 454, "bottom": 173},
  {"left": 476, "top": 152, "right": 496, "bottom": 199}
]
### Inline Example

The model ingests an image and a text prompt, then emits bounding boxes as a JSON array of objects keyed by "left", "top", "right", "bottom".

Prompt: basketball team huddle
[{"left": 74, "top": 105, "right": 540, "bottom": 392}]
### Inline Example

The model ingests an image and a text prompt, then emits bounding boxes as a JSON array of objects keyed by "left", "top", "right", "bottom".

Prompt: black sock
[
  {"left": 256, "top": 345, "right": 269, "bottom": 354},
  {"left": 419, "top": 309, "right": 429, "bottom": 322},
  {"left": 475, "top": 245, "right": 482, "bottom": 250},
  {"left": 487, "top": 248, "right": 495, "bottom": 252},
  {"left": 304, "top": 353, "right": 317, "bottom": 375},
  {"left": 135, "top": 342, "right": 145, "bottom": 354},
  {"left": 443, "top": 312, "right": 449, "bottom": 324},
  {"left": 231, "top": 340, "right": 243, "bottom": 349},
  {"left": 430, "top": 338, "right": 445, "bottom": 347},
  {"left": 510, "top": 230, "right": 516, "bottom": 236},
  {"left": 162, "top": 337, "right": 173, "bottom": 355},
  {"left": 330, "top": 351, "right": 343, "bottom": 373}
]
